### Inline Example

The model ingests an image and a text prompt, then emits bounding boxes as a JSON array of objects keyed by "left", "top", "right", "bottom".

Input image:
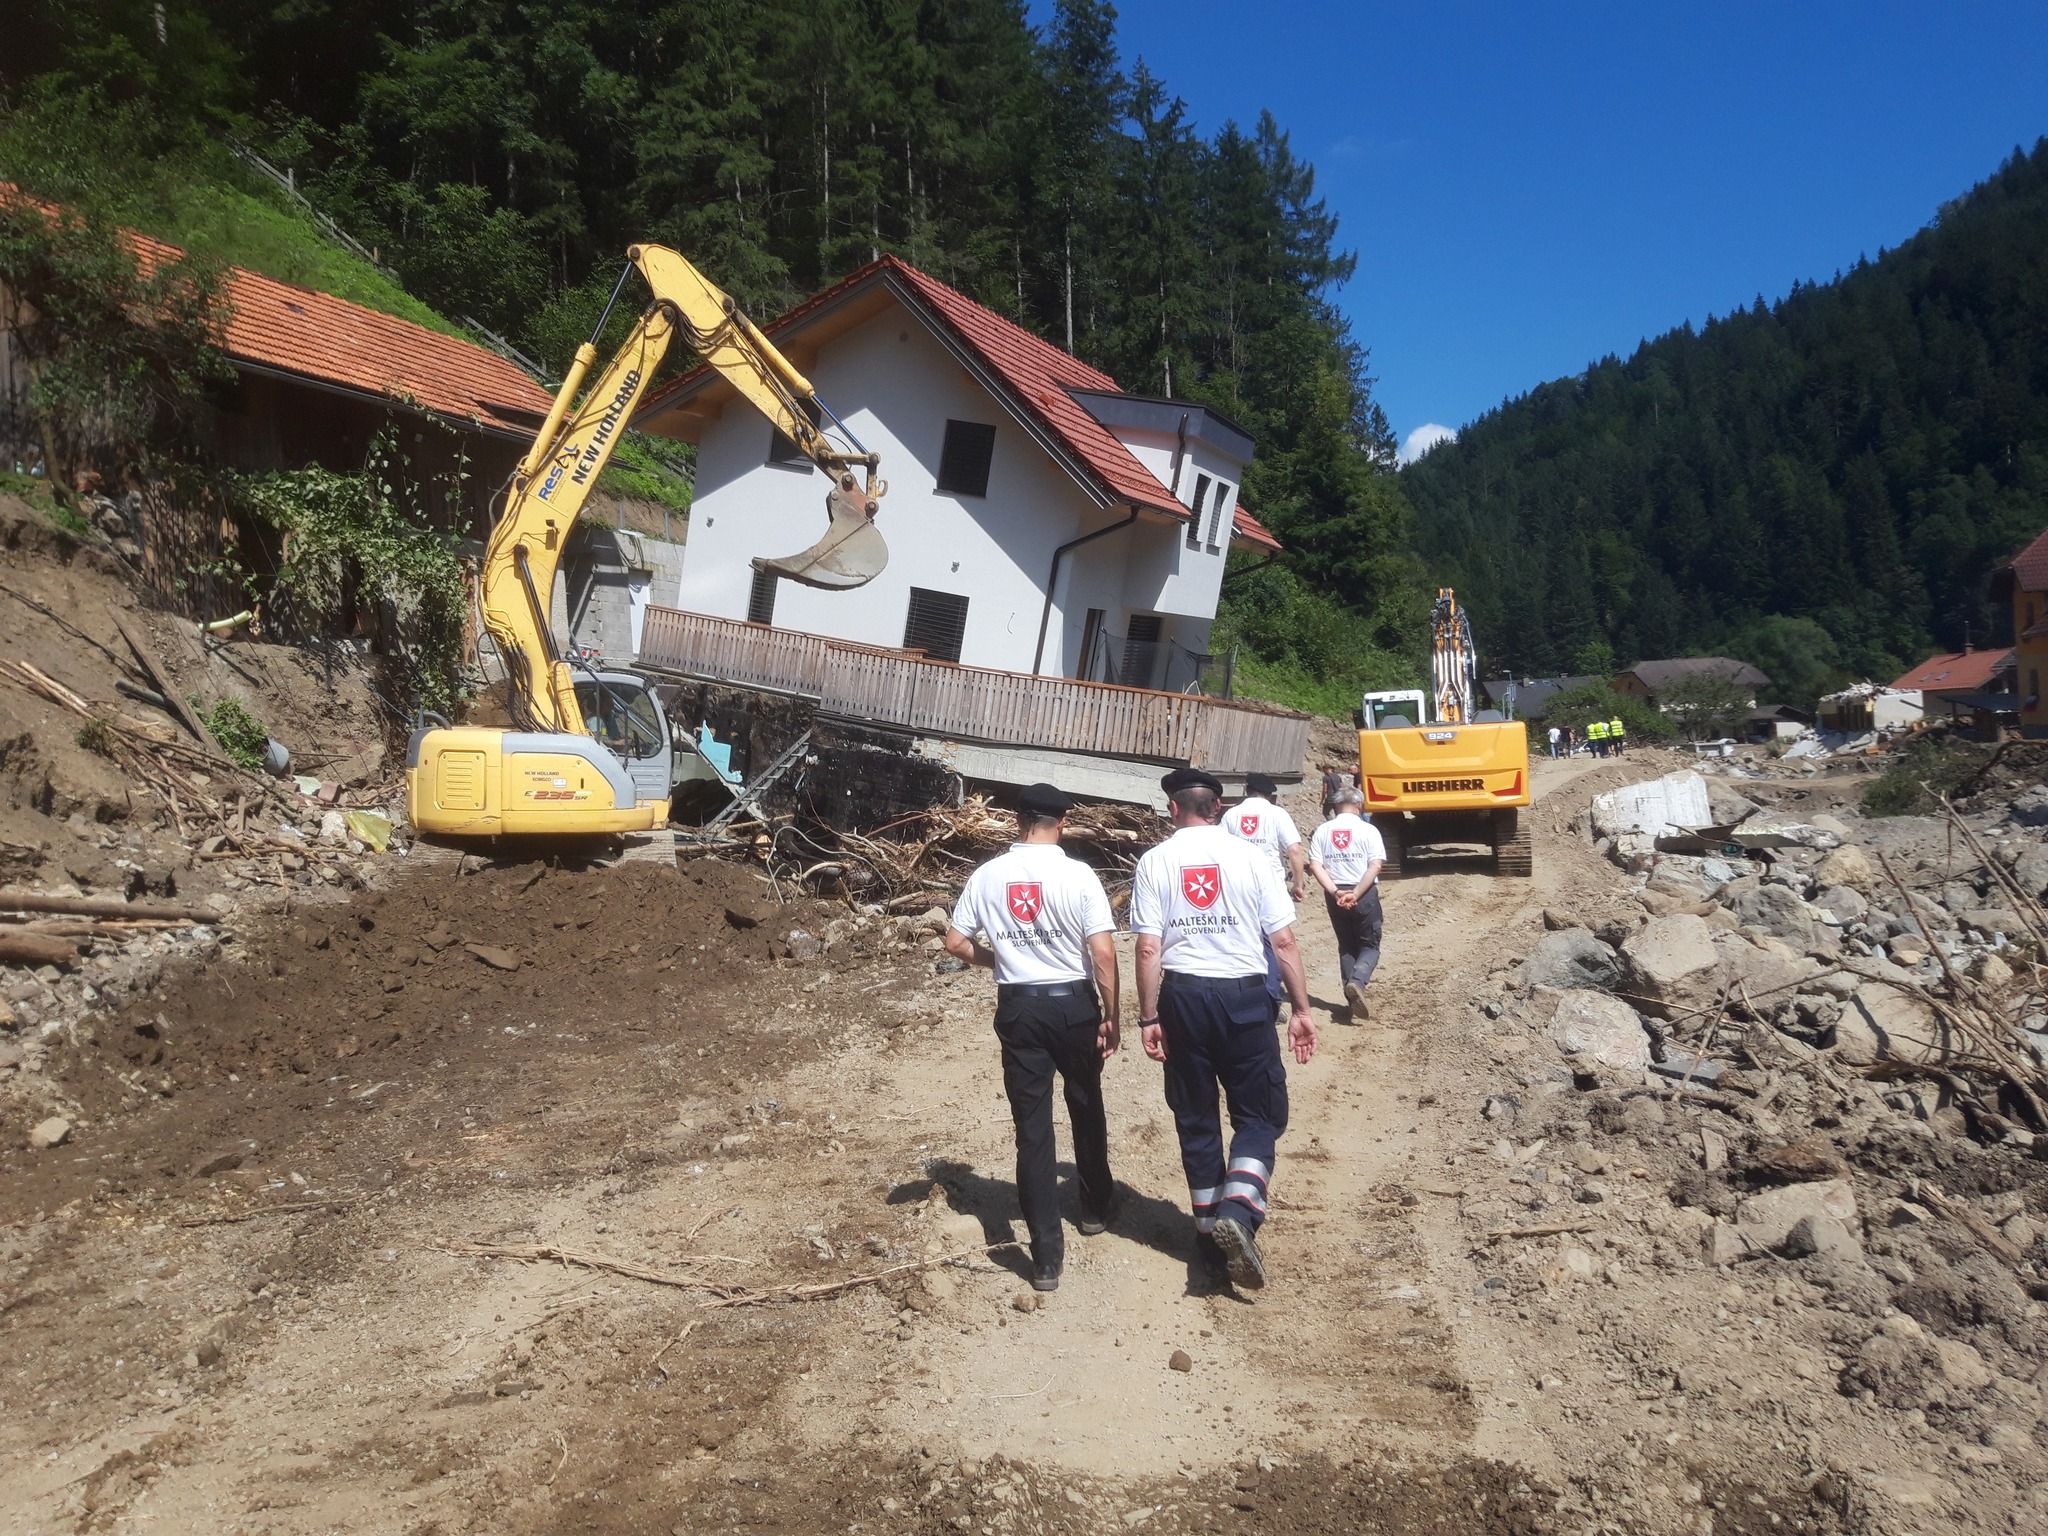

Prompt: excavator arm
[
  {"left": 479, "top": 243, "right": 889, "bottom": 736},
  {"left": 1428, "top": 587, "right": 1478, "bottom": 725}
]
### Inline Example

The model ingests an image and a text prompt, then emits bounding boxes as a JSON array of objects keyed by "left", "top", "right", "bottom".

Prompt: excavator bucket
[{"left": 751, "top": 479, "right": 889, "bottom": 590}]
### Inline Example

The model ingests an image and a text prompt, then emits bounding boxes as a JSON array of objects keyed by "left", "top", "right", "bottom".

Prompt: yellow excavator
[
  {"left": 1357, "top": 588, "right": 1532, "bottom": 877},
  {"left": 406, "top": 244, "right": 889, "bottom": 837}
]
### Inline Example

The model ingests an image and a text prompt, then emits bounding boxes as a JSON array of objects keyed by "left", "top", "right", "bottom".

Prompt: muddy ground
[{"left": 2, "top": 752, "right": 2039, "bottom": 1535}]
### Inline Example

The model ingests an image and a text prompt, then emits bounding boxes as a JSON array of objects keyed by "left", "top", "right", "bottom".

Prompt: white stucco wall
[{"left": 672, "top": 299, "right": 1234, "bottom": 680}]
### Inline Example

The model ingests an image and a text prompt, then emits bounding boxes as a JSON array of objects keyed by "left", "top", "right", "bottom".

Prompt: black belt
[
  {"left": 1161, "top": 971, "right": 1268, "bottom": 993},
  {"left": 997, "top": 980, "right": 1096, "bottom": 999}
]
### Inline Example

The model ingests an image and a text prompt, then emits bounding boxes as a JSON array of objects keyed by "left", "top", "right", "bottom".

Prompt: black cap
[
  {"left": 1245, "top": 773, "right": 1279, "bottom": 799},
  {"left": 1017, "top": 782, "right": 1075, "bottom": 818},
  {"left": 1160, "top": 766, "right": 1224, "bottom": 796}
]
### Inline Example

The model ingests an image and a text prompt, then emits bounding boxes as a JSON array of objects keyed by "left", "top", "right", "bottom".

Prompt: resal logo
[
  {"left": 1006, "top": 882, "right": 1043, "bottom": 922},
  {"left": 1239, "top": 813, "right": 1260, "bottom": 837},
  {"left": 1332, "top": 828, "right": 1352, "bottom": 851},
  {"left": 1181, "top": 864, "right": 1221, "bottom": 910}
]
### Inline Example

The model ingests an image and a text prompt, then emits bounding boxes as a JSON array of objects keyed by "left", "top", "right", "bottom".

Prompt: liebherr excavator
[
  {"left": 1356, "top": 588, "right": 1532, "bottom": 877},
  {"left": 406, "top": 244, "right": 889, "bottom": 838}
]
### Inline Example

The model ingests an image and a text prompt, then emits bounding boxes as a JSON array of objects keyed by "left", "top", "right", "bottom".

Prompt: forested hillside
[
  {"left": 5, "top": 0, "right": 1425, "bottom": 710},
  {"left": 1402, "top": 142, "right": 2048, "bottom": 700}
]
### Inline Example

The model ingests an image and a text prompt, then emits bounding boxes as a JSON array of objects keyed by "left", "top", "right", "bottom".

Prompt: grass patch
[
  {"left": 201, "top": 697, "right": 269, "bottom": 774},
  {"left": 1862, "top": 735, "right": 1994, "bottom": 817}
]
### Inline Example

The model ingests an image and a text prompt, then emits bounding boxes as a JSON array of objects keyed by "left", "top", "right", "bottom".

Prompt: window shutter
[
  {"left": 936, "top": 420, "right": 997, "bottom": 496},
  {"left": 1122, "top": 613, "right": 1163, "bottom": 688},
  {"left": 903, "top": 588, "right": 970, "bottom": 663},
  {"left": 1186, "top": 473, "right": 1211, "bottom": 549},
  {"left": 1206, "top": 482, "right": 1231, "bottom": 551},
  {"left": 747, "top": 568, "right": 779, "bottom": 625}
]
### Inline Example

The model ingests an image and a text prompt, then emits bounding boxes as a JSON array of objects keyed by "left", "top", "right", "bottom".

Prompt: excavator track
[
  {"left": 1492, "top": 809, "right": 1533, "bottom": 877},
  {"left": 1377, "top": 817, "right": 1406, "bottom": 879}
]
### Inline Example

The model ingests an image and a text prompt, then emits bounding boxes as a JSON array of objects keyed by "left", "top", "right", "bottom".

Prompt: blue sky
[{"left": 1052, "top": 1, "right": 2048, "bottom": 462}]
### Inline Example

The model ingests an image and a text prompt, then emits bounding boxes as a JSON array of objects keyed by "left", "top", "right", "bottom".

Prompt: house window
[
  {"left": 747, "top": 568, "right": 779, "bottom": 625},
  {"left": 1206, "top": 481, "right": 1231, "bottom": 552},
  {"left": 936, "top": 420, "right": 997, "bottom": 496},
  {"left": 1123, "top": 614, "right": 1164, "bottom": 688},
  {"left": 903, "top": 587, "right": 970, "bottom": 664},
  {"left": 767, "top": 399, "right": 823, "bottom": 470},
  {"left": 1186, "top": 473, "right": 1211, "bottom": 549}
]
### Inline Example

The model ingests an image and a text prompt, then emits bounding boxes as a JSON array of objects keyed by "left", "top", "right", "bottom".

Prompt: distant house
[
  {"left": 1818, "top": 683, "right": 1926, "bottom": 734},
  {"left": 1611, "top": 658, "right": 1772, "bottom": 711},
  {"left": 0, "top": 191, "right": 559, "bottom": 617},
  {"left": 635, "top": 254, "right": 1280, "bottom": 688},
  {"left": 1478, "top": 675, "right": 1595, "bottom": 722},
  {"left": 1889, "top": 646, "right": 2014, "bottom": 731},
  {"left": 1991, "top": 528, "right": 2048, "bottom": 737}
]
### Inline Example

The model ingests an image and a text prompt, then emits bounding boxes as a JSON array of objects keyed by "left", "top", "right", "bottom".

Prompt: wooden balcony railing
[{"left": 636, "top": 605, "right": 1310, "bottom": 776}]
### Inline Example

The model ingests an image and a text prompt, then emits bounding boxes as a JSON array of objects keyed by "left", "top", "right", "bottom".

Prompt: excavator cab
[{"left": 573, "top": 673, "right": 674, "bottom": 809}]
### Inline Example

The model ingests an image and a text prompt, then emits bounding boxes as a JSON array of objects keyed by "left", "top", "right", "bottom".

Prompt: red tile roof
[
  {"left": 1891, "top": 648, "right": 2014, "bottom": 693},
  {"left": 2011, "top": 527, "right": 2048, "bottom": 594},
  {"left": 643, "top": 253, "right": 1280, "bottom": 550},
  {"left": 3, "top": 186, "right": 551, "bottom": 436}
]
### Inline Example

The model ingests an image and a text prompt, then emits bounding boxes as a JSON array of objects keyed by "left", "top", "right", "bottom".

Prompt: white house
[{"left": 635, "top": 255, "right": 1279, "bottom": 691}]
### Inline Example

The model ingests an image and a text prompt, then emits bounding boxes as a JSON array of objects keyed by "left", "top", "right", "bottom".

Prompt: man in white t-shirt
[
  {"left": 944, "top": 783, "right": 1120, "bottom": 1293},
  {"left": 1222, "top": 773, "right": 1306, "bottom": 901},
  {"left": 1131, "top": 767, "right": 1316, "bottom": 1293},
  {"left": 1547, "top": 725, "right": 1561, "bottom": 760},
  {"left": 1309, "top": 785, "right": 1389, "bottom": 1022}
]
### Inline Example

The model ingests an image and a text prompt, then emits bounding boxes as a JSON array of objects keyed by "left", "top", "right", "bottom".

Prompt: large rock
[
  {"left": 2009, "top": 785, "right": 2048, "bottom": 827},
  {"left": 1708, "top": 785, "right": 1762, "bottom": 826},
  {"left": 1712, "top": 933, "right": 1823, "bottom": 1007},
  {"left": 1544, "top": 989, "right": 1652, "bottom": 1070},
  {"left": 1960, "top": 907, "right": 2027, "bottom": 940},
  {"left": 1832, "top": 982, "right": 1949, "bottom": 1066},
  {"left": 2013, "top": 843, "right": 2048, "bottom": 900},
  {"left": 1812, "top": 884, "right": 1869, "bottom": 926},
  {"left": 1815, "top": 843, "right": 1877, "bottom": 891},
  {"left": 1721, "top": 878, "right": 1820, "bottom": 948},
  {"left": 1592, "top": 772, "right": 1713, "bottom": 862},
  {"left": 1619, "top": 913, "right": 1721, "bottom": 1018},
  {"left": 1736, "top": 1178, "right": 1861, "bottom": 1258},
  {"left": 1510, "top": 928, "right": 1619, "bottom": 993}
]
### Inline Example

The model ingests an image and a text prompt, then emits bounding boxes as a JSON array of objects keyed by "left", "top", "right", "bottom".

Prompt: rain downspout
[{"left": 1033, "top": 505, "right": 1140, "bottom": 676}]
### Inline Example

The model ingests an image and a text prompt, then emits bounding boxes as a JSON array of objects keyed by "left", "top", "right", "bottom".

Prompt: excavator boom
[{"left": 406, "top": 242, "right": 888, "bottom": 839}]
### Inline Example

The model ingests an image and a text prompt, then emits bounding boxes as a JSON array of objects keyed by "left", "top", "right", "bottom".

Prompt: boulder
[
  {"left": 1832, "top": 983, "right": 1949, "bottom": 1066},
  {"left": 1544, "top": 989, "right": 1652, "bottom": 1070},
  {"left": 2009, "top": 785, "right": 2048, "bottom": 827},
  {"left": 2012, "top": 843, "right": 2048, "bottom": 900},
  {"left": 1735, "top": 1178, "right": 1860, "bottom": 1258},
  {"left": 1619, "top": 913, "right": 1720, "bottom": 1018},
  {"left": 1510, "top": 929, "right": 1619, "bottom": 993},
  {"left": 1814, "top": 843, "right": 1877, "bottom": 892},
  {"left": 1708, "top": 785, "right": 1762, "bottom": 826},
  {"left": 1720, "top": 878, "right": 1819, "bottom": 948},
  {"left": 29, "top": 1116, "right": 71, "bottom": 1150},
  {"left": 1712, "top": 933, "right": 1822, "bottom": 1006},
  {"left": 1976, "top": 951, "right": 2016, "bottom": 989},
  {"left": 1812, "top": 885, "right": 1868, "bottom": 926},
  {"left": 1960, "top": 907, "right": 2027, "bottom": 940}
]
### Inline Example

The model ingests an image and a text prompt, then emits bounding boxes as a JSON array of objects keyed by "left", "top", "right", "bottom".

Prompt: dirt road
[{"left": 1, "top": 757, "right": 1861, "bottom": 1534}]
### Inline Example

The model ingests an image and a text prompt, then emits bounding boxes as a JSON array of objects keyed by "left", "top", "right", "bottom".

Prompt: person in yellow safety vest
[
  {"left": 1587, "top": 718, "right": 1609, "bottom": 758},
  {"left": 1607, "top": 717, "right": 1626, "bottom": 757}
]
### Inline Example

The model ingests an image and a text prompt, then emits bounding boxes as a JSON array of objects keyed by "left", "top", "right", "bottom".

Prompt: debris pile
[{"left": 743, "top": 793, "right": 1168, "bottom": 911}]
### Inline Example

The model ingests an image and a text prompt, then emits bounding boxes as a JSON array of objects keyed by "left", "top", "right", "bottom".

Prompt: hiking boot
[
  {"left": 1211, "top": 1216, "right": 1267, "bottom": 1290},
  {"left": 1344, "top": 981, "right": 1371, "bottom": 1021},
  {"left": 1078, "top": 1186, "right": 1121, "bottom": 1236},
  {"left": 1030, "top": 1263, "right": 1062, "bottom": 1293},
  {"left": 1194, "top": 1232, "right": 1230, "bottom": 1284}
]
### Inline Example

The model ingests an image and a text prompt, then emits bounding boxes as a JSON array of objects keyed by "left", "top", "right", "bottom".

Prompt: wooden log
[
  {"left": 0, "top": 890, "right": 222, "bottom": 923},
  {"left": 0, "top": 932, "right": 80, "bottom": 968},
  {"left": 110, "top": 612, "right": 217, "bottom": 752}
]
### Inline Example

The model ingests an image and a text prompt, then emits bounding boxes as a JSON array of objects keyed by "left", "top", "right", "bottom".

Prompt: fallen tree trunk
[
  {"left": 0, "top": 890, "right": 222, "bottom": 923},
  {"left": 0, "top": 932, "right": 81, "bottom": 968}
]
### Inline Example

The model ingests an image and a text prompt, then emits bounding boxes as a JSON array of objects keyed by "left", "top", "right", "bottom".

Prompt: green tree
[{"left": 1658, "top": 673, "right": 1753, "bottom": 740}]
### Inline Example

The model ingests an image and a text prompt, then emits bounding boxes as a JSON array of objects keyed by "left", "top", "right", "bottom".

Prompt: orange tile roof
[
  {"left": 2, "top": 185, "right": 551, "bottom": 436},
  {"left": 2010, "top": 527, "right": 2048, "bottom": 594},
  {"left": 1891, "top": 648, "right": 2014, "bottom": 693},
  {"left": 642, "top": 254, "right": 1281, "bottom": 550}
]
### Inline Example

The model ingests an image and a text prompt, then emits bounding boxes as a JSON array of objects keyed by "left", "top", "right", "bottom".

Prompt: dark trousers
[
  {"left": 994, "top": 990, "right": 1113, "bottom": 1270},
  {"left": 1158, "top": 973, "right": 1288, "bottom": 1234},
  {"left": 1325, "top": 885, "right": 1384, "bottom": 989}
]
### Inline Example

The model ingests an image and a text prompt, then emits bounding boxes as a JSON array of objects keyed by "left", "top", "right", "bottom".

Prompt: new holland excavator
[
  {"left": 1356, "top": 588, "right": 1532, "bottom": 877},
  {"left": 406, "top": 244, "right": 889, "bottom": 838}
]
